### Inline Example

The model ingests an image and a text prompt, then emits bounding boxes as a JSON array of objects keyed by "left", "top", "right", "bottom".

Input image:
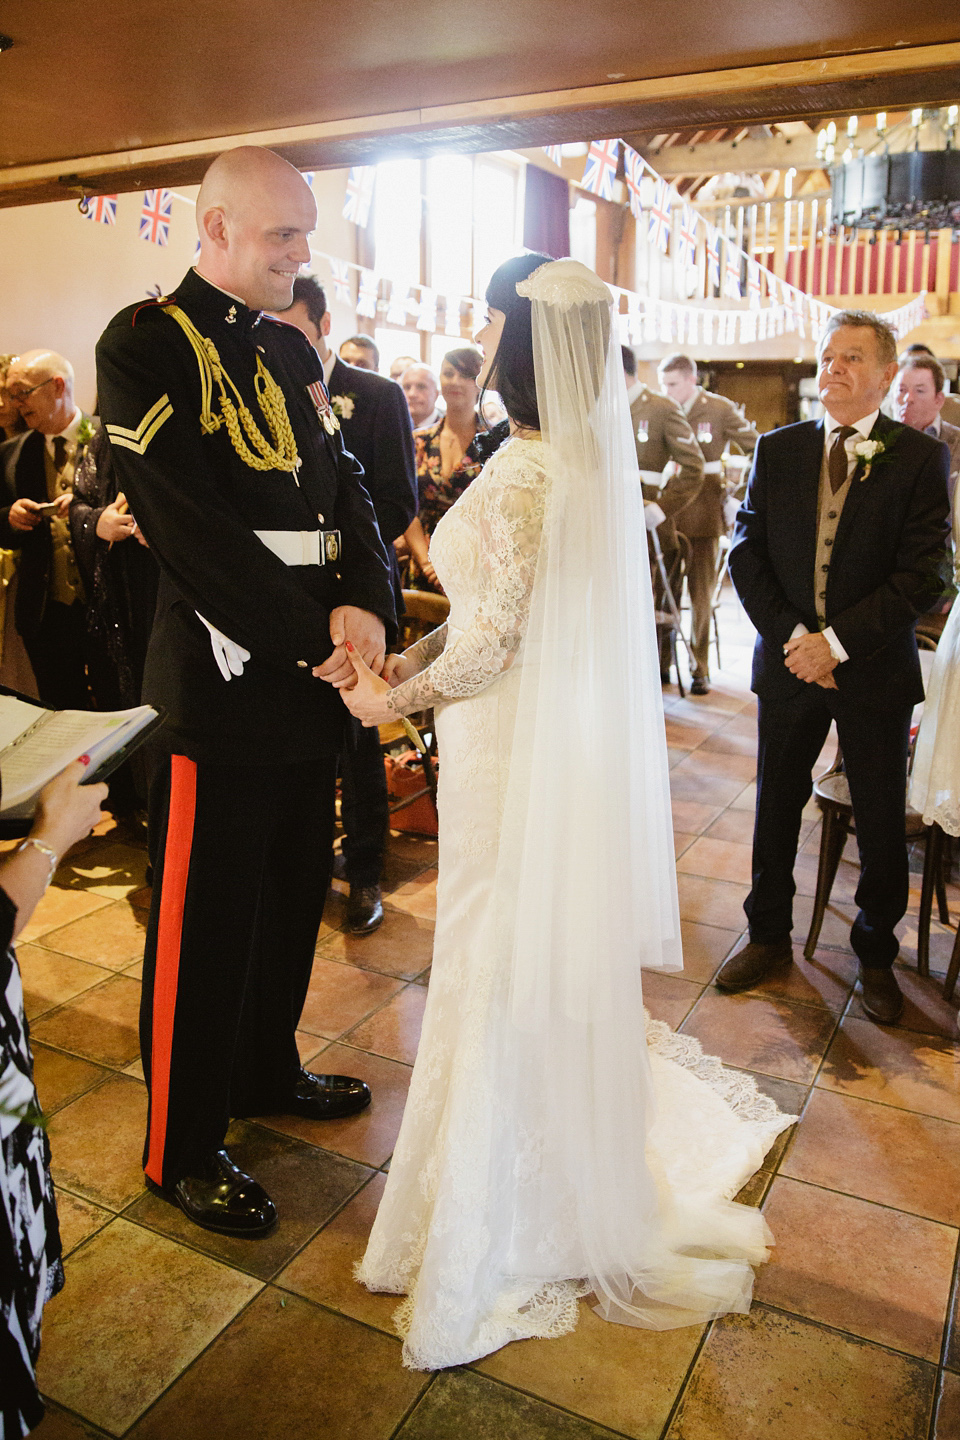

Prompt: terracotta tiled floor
[{"left": 25, "top": 588, "right": 960, "bottom": 1439}]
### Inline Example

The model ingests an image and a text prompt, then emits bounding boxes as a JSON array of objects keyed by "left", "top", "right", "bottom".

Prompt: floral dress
[
  {"left": 414, "top": 415, "right": 486, "bottom": 537},
  {"left": 1, "top": 887, "right": 63, "bottom": 1438}
]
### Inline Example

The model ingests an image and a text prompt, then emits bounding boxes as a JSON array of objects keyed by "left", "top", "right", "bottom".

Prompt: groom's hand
[{"left": 313, "top": 606, "right": 386, "bottom": 685}]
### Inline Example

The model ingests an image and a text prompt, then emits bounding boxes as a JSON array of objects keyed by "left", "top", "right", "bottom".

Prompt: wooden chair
[
  {"left": 710, "top": 533, "right": 733, "bottom": 672},
  {"left": 378, "top": 589, "right": 450, "bottom": 824},
  {"left": 803, "top": 635, "right": 952, "bottom": 979},
  {"left": 650, "top": 528, "right": 692, "bottom": 696}
]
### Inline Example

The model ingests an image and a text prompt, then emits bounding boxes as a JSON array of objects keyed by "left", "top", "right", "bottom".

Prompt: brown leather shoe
[
  {"left": 858, "top": 965, "right": 904, "bottom": 1024},
  {"left": 715, "top": 938, "right": 793, "bottom": 993}
]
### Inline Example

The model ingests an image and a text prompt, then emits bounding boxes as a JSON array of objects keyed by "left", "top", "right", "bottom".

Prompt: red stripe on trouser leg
[{"left": 145, "top": 755, "right": 197, "bottom": 1186}]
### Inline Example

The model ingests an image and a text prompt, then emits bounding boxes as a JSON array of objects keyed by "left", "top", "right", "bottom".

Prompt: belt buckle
[{"left": 324, "top": 530, "right": 341, "bottom": 564}]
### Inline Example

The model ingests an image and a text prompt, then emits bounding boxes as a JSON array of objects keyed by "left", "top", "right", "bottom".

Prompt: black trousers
[
  {"left": 339, "top": 722, "right": 388, "bottom": 887},
  {"left": 745, "top": 684, "right": 912, "bottom": 968},
  {"left": 140, "top": 753, "right": 337, "bottom": 1188},
  {"left": 23, "top": 599, "right": 90, "bottom": 711}
]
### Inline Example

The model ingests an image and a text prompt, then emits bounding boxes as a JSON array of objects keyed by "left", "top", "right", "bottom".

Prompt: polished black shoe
[
  {"left": 347, "top": 884, "right": 384, "bottom": 935},
  {"left": 147, "top": 1149, "right": 277, "bottom": 1237},
  {"left": 690, "top": 676, "right": 711, "bottom": 696},
  {"left": 281, "top": 1070, "right": 372, "bottom": 1120},
  {"left": 715, "top": 938, "right": 793, "bottom": 993},
  {"left": 858, "top": 965, "right": 904, "bottom": 1025}
]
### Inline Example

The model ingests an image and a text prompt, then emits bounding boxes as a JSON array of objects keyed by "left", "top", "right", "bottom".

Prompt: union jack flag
[
  {"left": 746, "top": 258, "right": 762, "bottom": 308},
  {"left": 542, "top": 146, "right": 564, "bottom": 167},
  {"left": 648, "top": 178, "right": 672, "bottom": 254},
  {"left": 676, "top": 205, "right": 698, "bottom": 267},
  {"left": 623, "top": 145, "right": 644, "bottom": 220},
  {"left": 356, "top": 269, "right": 379, "bottom": 319},
  {"left": 581, "top": 139, "right": 619, "bottom": 201},
  {"left": 140, "top": 190, "right": 172, "bottom": 246},
  {"left": 83, "top": 194, "right": 117, "bottom": 225},
  {"left": 329, "top": 258, "right": 352, "bottom": 305},
  {"left": 706, "top": 226, "right": 721, "bottom": 288},
  {"left": 343, "top": 166, "right": 376, "bottom": 227},
  {"left": 723, "top": 239, "right": 742, "bottom": 299},
  {"left": 302, "top": 171, "right": 315, "bottom": 187}
]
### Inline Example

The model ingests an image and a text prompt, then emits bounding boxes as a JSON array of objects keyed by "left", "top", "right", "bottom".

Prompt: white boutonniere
[
  {"left": 331, "top": 394, "right": 355, "bottom": 420},
  {"left": 852, "top": 426, "right": 902, "bottom": 481}
]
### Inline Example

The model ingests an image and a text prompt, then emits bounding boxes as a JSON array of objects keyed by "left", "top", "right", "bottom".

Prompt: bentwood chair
[{"left": 377, "top": 588, "right": 450, "bottom": 825}]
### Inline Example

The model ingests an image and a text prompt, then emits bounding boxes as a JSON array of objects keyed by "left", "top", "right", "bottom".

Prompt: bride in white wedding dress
[{"left": 338, "top": 254, "right": 795, "bottom": 1372}]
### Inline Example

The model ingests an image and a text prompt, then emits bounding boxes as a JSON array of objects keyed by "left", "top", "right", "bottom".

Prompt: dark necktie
[
  {"left": 828, "top": 426, "right": 857, "bottom": 495},
  {"left": 52, "top": 435, "right": 67, "bottom": 472}
]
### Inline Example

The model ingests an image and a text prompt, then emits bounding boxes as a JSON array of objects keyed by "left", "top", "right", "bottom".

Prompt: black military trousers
[
  {"left": 140, "top": 752, "right": 337, "bottom": 1188},
  {"left": 744, "top": 684, "right": 912, "bottom": 968},
  {"left": 339, "top": 722, "right": 389, "bottom": 887}
]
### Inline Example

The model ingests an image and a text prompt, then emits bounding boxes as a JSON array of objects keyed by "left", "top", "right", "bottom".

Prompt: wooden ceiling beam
[{"left": 1, "top": 40, "right": 957, "bottom": 207}]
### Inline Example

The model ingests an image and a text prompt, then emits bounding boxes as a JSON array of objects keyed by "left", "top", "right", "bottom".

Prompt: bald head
[
  {"left": 195, "top": 146, "right": 317, "bottom": 312},
  {"left": 6, "top": 349, "right": 76, "bottom": 434},
  {"left": 400, "top": 365, "right": 440, "bottom": 427}
]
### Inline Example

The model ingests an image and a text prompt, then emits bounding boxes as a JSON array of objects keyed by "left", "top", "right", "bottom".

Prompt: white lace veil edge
[{"left": 483, "top": 260, "right": 763, "bottom": 1331}]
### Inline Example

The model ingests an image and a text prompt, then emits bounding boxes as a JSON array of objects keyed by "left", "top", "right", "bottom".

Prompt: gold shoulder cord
[{"left": 163, "top": 304, "right": 300, "bottom": 473}]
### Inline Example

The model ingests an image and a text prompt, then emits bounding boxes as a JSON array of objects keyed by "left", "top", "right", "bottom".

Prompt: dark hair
[
  {"left": 899, "top": 353, "right": 946, "bottom": 394},
  {"left": 291, "top": 274, "right": 327, "bottom": 327},
  {"left": 482, "top": 252, "right": 553, "bottom": 430},
  {"left": 441, "top": 346, "right": 483, "bottom": 382},
  {"left": 342, "top": 334, "right": 380, "bottom": 366},
  {"left": 906, "top": 342, "right": 935, "bottom": 357},
  {"left": 621, "top": 344, "right": 637, "bottom": 377}
]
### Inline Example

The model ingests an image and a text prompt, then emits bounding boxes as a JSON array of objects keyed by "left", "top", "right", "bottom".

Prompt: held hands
[
  {"left": 333, "top": 642, "right": 395, "bottom": 726},
  {"left": 783, "top": 631, "right": 838, "bottom": 686},
  {"left": 313, "top": 606, "right": 386, "bottom": 686}
]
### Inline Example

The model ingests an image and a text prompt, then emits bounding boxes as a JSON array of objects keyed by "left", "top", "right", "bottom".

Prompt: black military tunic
[{"left": 96, "top": 269, "right": 396, "bottom": 1188}]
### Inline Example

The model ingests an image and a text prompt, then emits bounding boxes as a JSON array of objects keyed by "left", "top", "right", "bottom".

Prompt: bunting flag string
[
  {"left": 343, "top": 166, "right": 376, "bottom": 227},
  {"left": 329, "top": 258, "right": 352, "bottom": 305},
  {"left": 542, "top": 145, "right": 564, "bottom": 167},
  {"left": 139, "top": 190, "right": 172, "bottom": 246},
  {"left": 581, "top": 139, "right": 620, "bottom": 200},
  {"left": 83, "top": 195, "right": 117, "bottom": 225},
  {"left": 356, "top": 268, "right": 379, "bottom": 319}
]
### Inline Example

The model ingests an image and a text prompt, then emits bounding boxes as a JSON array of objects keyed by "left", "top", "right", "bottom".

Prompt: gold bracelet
[{"left": 17, "top": 837, "right": 59, "bottom": 885}]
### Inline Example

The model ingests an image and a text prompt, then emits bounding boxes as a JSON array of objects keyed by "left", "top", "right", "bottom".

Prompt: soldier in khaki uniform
[
  {"left": 658, "top": 353, "right": 759, "bottom": 694},
  {"left": 622, "top": 348, "right": 704, "bottom": 680}
]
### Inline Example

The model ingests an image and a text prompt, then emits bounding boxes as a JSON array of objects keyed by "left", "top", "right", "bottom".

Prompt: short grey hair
[{"left": 819, "top": 310, "right": 897, "bottom": 368}]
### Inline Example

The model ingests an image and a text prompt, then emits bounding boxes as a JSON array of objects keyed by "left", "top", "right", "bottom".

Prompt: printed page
[{"left": 0, "top": 707, "right": 149, "bottom": 812}]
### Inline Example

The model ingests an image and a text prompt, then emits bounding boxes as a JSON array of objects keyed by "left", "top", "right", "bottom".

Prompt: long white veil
[{"left": 488, "top": 259, "right": 770, "bottom": 1328}]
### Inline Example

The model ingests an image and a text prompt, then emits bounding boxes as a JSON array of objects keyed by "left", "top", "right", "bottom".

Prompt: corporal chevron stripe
[{"left": 106, "top": 393, "right": 173, "bottom": 453}]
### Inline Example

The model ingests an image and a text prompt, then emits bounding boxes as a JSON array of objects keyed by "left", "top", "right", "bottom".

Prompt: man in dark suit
[
  {"left": 274, "top": 276, "right": 418, "bottom": 933},
  {"left": 97, "top": 147, "right": 397, "bottom": 1236},
  {"left": 722, "top": 310, "right": 950, "bottom": 1023},
  {"left": 0, "top": 350, "right": 96, "bottom": 709}
]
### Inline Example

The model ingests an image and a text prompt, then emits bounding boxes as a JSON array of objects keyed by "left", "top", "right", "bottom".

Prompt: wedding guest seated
[
  {"left": 892, "top": 352, "right": 960, "bottom": 508},
  {"left": 338, "top": 334, "right": 379, "bottom": 371},
  {"left": 400, "top": 364, "right": 442, "bottom": 431},
  {"left": 403, "top": 348, "right": 486, "bottom": 592},
  {"left": 904, "top": 343, "right": 960, "bottom": 426}
]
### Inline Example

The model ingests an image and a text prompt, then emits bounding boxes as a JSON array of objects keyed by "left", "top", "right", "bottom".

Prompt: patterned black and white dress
[{"left": 0, "top": 888, "right": 63, "bottom": 1438}]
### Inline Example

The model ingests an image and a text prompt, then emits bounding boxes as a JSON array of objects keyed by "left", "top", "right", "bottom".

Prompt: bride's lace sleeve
[{"left": 386, "top": 468, "right": 546, "bottom": 714}]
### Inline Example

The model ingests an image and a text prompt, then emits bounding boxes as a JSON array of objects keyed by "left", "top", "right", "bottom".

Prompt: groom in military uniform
[{"left": 97, "top": 147, "right": 397, "bottom": 1236}]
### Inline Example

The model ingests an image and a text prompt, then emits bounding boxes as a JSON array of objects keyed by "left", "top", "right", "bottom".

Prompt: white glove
[
  {"left": 644, "top": 502, "right": 667, "bottom": 532},
  {"left": 195, "top": 612, "right": 251, "bottom": 681}
]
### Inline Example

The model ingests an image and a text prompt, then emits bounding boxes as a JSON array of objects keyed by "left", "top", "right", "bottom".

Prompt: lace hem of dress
[
  {"left": 919, "top": 802, "right": 960, "bottom": 839},
  {"left": 644, "top": 1012, "right": 799, "bottom": 1133}
]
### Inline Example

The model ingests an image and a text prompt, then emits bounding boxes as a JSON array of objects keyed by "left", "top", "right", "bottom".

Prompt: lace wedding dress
[
  {"left": 356, "top": 434, "right": 795, "bottom": 1370},
  {"left": 909, "top": 533, "right": 960, "bottom": 835}
]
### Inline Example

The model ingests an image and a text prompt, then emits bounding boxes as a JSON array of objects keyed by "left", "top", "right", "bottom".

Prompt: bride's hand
[
  {"left": 382, "top": 653, "right": 418, "bottom": 687},
  {"left": 334, "top": 642, "right": 395, "bottom": 726}
]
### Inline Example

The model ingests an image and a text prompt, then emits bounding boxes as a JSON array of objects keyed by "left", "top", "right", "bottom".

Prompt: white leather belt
[
  {"left": 702, "top": 461, "right": 724, "bottom": 475},
  {"left": 254, "top": 529, "right": 341, "bottom": 566},
  {"left": 638, "top": 469, "right": 664, "bottom": 484}
]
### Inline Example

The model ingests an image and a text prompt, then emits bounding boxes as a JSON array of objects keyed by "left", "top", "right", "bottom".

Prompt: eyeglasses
[{"left": 7, "top": 377, "right": 55, "bottom": 404}]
